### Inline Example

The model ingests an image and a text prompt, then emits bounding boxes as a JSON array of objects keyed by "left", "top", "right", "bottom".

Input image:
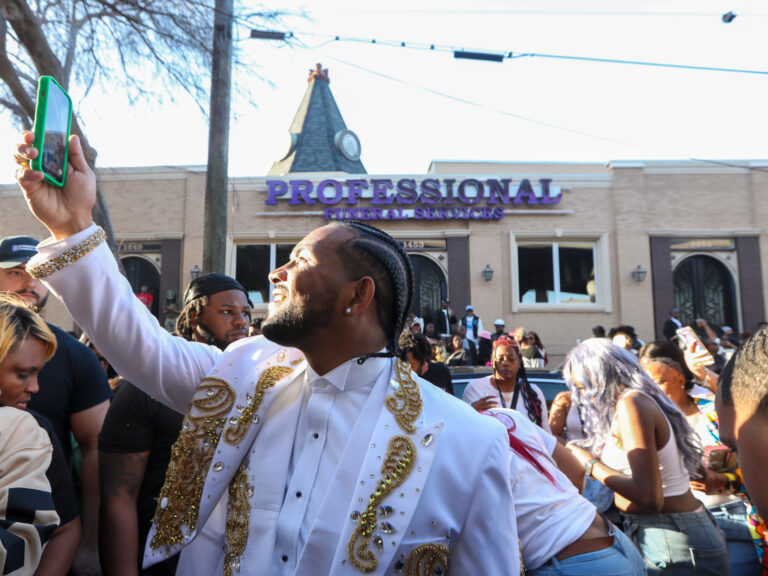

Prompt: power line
[{"left": 288, "top": 31, "right": 768, "bottom": 76}]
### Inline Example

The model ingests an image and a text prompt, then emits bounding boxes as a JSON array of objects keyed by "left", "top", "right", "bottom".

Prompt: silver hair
[{"left": 563, "top": 338, "right": 702, "bottom": 478}]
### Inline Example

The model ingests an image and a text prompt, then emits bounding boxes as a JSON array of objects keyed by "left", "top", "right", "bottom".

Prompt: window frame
[
  {"left": 510, "top": 231, "right": 612, "bottom": 312},
  {"left": 231, "top": 241, "right": 296, "bottom": 312}
]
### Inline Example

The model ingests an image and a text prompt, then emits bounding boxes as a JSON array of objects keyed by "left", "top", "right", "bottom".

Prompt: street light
[
  {"left": 482, "top": 264, "right": 494, "bottom": 282},
  {"left": 191, "top": 264, "right": 202, "bottom": 280},
  {"left": 631, "top": 265, "right": 647, "bottom": 282}
]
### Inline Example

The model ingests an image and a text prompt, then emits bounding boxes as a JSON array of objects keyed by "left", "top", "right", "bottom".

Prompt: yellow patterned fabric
[{"left": 150, "top": 377, "right": 235, "bottom": 551}]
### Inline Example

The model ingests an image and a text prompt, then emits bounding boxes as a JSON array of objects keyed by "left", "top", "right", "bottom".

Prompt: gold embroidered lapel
[{"left": 346, "top": 359, "right": 425, "bottom": 573}]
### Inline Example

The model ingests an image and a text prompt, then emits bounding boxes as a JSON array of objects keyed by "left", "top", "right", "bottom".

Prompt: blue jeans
[
  {"left": 621, "top": 508, "right": 728, "bottom": 576},
  {"left": 710, "top": 500, "right": 762, "bottom": 576},
  {"left": 528, "top": 521, "right": 646, "bottom": 576}
]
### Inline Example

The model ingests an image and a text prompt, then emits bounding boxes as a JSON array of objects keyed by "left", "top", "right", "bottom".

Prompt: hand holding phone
[
  {"left": 31, "top": 76, "right": 72, "bottom": 187},
  {"left": 676, "top": 326, "right": 714, "bottom": 367}
]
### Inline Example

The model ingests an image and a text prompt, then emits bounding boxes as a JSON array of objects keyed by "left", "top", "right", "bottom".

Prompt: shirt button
[
  {"left": 314, "top": 380, "right": 327, "bottom": 389},
  {"left": 313, "top": 432, "right": 319, "bottom": 439},
  {"left": 282, "top": 555, "right": 288, "bottom": 563},
  {"left": 296, "top": 491, "right": 302, "bottom": 498}
]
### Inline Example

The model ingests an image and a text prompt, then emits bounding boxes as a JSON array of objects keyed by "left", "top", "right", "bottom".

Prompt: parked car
[{"left": 449, "top": 365, "right": 566, "bottom": 408}]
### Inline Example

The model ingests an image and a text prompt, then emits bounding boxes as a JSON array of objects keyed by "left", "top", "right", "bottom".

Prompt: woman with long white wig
[{"left": 563, "top": 338, "right": 727, "bottom": 576}]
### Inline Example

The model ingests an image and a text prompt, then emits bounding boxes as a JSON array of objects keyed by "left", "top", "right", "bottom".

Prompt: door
[
  {"left": 410, "top": 254, "right": 447, "bottom": 322},
  {"left": 122, "top": 255, "right": 161, "bottom": 317},
  {"left": 673, "top": 255, "right": 737, "bottom": 331}
]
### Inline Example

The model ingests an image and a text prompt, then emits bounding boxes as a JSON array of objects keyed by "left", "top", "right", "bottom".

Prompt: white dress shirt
[{"left": 272, "top": 355, "right": 389, "bottom": 574}]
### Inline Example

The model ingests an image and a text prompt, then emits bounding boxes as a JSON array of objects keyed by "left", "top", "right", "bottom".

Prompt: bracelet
[
  {"left": 27, "top": 227, "right": 106, "bottom": 279},
  {"left": 585, "top": 458, "right": 600, "bottom": 479},
  {"left": 723, "top": 471, "right": 738, "bottom": 492}
]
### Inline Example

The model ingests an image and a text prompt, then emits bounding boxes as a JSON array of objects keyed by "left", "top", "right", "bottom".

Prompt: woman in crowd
[
  {"left": 462, "top": 335, "right": 550, "bottom": 430},
  {"left": 398, "top": 330, "right": 454, "bottom": 395},
  {"left": 512, "top": 326, "right": 545, "bottom": 368},
  {"left": 445, "top": 333, "right": 471, "bottom": 366},
  {"left": 640, "top": 347, "right": 764, "bottom": 575},
  {"left": 563, "top": 338, "right": 727, "bottom": 575},
  {"left": 485, "top": 408, "right": 646, "bottom": 575},
  {"left": 528, "top": 330, "right": 548, "bottom": 367},
  {"left": 0, "top": 294, "right": 63, "bottom": 574}
]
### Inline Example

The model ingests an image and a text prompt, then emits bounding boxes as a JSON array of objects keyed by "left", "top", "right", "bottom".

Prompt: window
[
  {"left": 517, "top": 242, "right": 596, "bottom": 305},
  {"left": 235, "top": 243, "right": 294, "bottom": 306}
]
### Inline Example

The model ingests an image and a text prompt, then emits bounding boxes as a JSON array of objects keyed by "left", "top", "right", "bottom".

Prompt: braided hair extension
[
  {"left": 492, "top": 335, "right": 544, "bottom": 426},
  {"left": 334, "top": 221, "right": 414, "bottom": 362},
  {"left": 175, "top": 295, "right": 209, "bottom": 342}
]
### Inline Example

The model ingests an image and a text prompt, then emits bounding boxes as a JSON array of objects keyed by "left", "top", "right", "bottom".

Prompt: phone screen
[{"left": 41, "top": 81, "right": 70, "bottom": 183}]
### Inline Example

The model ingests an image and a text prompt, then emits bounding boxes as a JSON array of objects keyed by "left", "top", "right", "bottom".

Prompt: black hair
[
  {"left": 250, "top": 317, "right": 264, "bottom": 329},
  {"left": 334, "top": 221, "right": 414, "bottom": 361},
  {"left": 398, "top": 331, "right": 432, "bottom": 365},
  {"left": 720, "top": 328, "right": 768, "bottom": 413},
  {"left": 638, "top": 340, "right": 696, "bottom": 389},
  {"left": 492, "top": 337, "right": 544, "bottom": 426},
  {"left": 175, "top": 295, "right": 209, "bottom": 342}
]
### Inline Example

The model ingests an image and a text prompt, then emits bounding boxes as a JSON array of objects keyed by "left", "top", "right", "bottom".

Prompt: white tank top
[
  {"left": 565, "top": 402, "right": 583, "bottom": 442},
  {"left": 601, "top": 390, "right": 690, "bottom": 497}
]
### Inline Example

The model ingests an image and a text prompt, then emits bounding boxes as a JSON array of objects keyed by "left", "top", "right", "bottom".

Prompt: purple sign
[{"left": 265, "top": 177, "right": 561, "bottom": 220}]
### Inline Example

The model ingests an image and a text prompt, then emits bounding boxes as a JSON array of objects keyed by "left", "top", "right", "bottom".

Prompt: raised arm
[{"left": 15, "top": 133, "right": 219, "bottom": 411}]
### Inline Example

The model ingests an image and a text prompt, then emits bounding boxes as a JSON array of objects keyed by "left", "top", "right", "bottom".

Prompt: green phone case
[{"left": 31, "top": 76, "right": 73, "bottom": 187}]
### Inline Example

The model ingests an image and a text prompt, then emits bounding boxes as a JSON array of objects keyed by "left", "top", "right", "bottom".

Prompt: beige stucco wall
[{"left": 1, "top": 160, "right": 765, "bottom": 368}]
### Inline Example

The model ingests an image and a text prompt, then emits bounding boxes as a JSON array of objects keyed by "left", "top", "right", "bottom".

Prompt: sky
[{"left": 2, "top": 0, "right": 767, "bottom": 183}]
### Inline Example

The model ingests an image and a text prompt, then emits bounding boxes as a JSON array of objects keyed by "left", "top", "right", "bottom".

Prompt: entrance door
[
  {"left": 673, "top": 255, "right": 737, "bottom": 331},
  {"left": 410, "top": 254, "right": 447, "bottom": 322},
  {"left": 122, "top": 255, "right": 161, "bottom": 317}
]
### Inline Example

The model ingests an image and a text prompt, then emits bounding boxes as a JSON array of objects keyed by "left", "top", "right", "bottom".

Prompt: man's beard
[
  {"left": 20, "top": 290, "right": 48, "bottom": 312},
  {"left": 196, "top": 319, "right": 238, "bottom": 351},
  {"left": 262, "top": 291, "right": 334, "bottom": 348}
]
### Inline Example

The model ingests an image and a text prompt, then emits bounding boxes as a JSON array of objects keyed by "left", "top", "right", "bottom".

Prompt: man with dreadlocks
[
  {"left": 99, "top": 273, "right": 251, "bottom": 575},
  {"left": 15, "top": 133, "right": 518, "bottom": 575}
]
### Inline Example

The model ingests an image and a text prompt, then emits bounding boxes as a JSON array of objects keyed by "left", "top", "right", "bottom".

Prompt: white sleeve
[
  {"left": 449, "top": 423, "right": 520, "bottom": 575},
  {"left": 31, "top": 226, "right": 219, "bottom": 413},
  {"left": 460, "top": 380, "right": 483, "bottom": 405}
]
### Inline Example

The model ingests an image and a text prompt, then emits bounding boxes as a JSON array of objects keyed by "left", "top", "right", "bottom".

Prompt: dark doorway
[
  {"left": 673, "top": 255, "right": 738, "bottom": 331},
  {"left": 122, "top": 256, "right": 161, "bottom": 317},
  {"left": 410, "top": 254, "right": 447, "bottom": 321}
]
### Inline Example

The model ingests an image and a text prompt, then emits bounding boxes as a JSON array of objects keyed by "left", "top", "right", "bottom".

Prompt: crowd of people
[{"left": 3, "top": 131, "right": 768, "bottom": 575}]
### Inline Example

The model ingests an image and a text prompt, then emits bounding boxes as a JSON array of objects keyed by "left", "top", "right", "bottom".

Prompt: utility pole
[{"left": 203, "top": 0, "right": 233, "bottom": 274}]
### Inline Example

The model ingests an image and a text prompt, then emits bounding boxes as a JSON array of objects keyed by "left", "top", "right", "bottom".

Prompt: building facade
[{"left": 1, "top": 66, "right": 765, "bottom": 366}]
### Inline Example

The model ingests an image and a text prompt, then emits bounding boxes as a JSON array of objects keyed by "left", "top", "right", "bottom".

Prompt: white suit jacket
[{"left": 34, "top": 227, "right": 519, "bottom": 576}]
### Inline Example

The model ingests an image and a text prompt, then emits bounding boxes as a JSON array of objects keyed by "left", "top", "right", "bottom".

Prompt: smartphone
[
  {"left": 704, "top": 445, "right": 735, "bottom": 471},
  {"left": 676, "top": 326, "right": 714, "bottom": 365},
  {"left": 31, "top": 76, "right": 72, "bottom": 187}
]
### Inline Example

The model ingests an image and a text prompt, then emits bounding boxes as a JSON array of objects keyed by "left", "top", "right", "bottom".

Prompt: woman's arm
[
  {"left": 568, "top": 394, "right": 664, "bottom": 512},
  {"left": 548, "top": 391, "right": 571, "bottom": 441}
]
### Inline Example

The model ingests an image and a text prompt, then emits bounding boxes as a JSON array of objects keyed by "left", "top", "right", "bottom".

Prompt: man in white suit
[{"left": 15, "top": 133, "right": 518, "bottom": 575}]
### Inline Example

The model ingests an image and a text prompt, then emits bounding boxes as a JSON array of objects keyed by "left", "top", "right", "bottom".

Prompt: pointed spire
[{"left": 269, "top": 64, "right": 366, "bottom": 175}]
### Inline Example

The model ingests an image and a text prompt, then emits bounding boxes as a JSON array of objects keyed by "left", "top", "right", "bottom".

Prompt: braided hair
[
  {"left": 175, "top": 295, "right": 209, "bottom": 341},
  {"left": 334, "top": 221, "right": 414, "bottom": 361},
  {"left": 492, "top": 335, "right": 544, "bottom": 426}
]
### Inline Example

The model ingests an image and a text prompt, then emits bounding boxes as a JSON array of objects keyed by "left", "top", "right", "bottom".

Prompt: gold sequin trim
[
  {"left": 519, "top": 538, "right": 526, "bottom": 575},
  {"left": 223, "top": 366, "right": 293, "bottom": 445},
  {"left": 385, "top": 360, "right": 423, "bottom": 434},
  {"left": 26, "top": 226, "right": 106, "bottom": 279},
  {"left": 150, "top": 377, "right": 235, "bottom": 551},
  {"left": 223, "top": 462, "right": 250, "bottom": 576},
  {"left": 347, "top": 435, "right": 416, "bottom": 573},
  {"left": 405, "top": 543, "right": 449, "bottom": 576},
  {"left": 291, "top": 356, "right": 305, "bottom": 366}
]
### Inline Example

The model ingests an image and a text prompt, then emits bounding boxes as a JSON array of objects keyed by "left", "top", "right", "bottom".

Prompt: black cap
[
  {"left": 183, "top": 273, "right": 249, "bottom": 306},
  {"left": 0, "top": 236, "right": 39, "bottom": 269}
]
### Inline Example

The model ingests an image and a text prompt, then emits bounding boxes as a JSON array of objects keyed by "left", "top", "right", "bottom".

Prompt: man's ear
[{"left": 345, "top": 276, "right": 376, "bottom": 316}]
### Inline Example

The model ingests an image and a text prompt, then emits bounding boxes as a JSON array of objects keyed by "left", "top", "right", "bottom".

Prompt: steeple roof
[{"left": 268, "top": 64, "right": 366, "bottom": 175}]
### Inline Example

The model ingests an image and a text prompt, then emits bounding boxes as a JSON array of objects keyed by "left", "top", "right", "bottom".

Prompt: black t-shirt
[
  {"left": 99, "top": 382, "right": 184, "bottom": 573},
  {"left": 422, "top": 362, "right": 454, "bottom": 396},
  {"left": 28, "top": 324, "right": 112, "bottom": 465},
  {"left": 520, "top": 345, "right": 543, "bottom": 360},
  {"left": 28, "top": 410, "right": 80, "bottom": 525}
]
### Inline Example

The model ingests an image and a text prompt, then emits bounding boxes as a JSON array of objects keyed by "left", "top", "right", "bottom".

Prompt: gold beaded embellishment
[
  {"left": 150, "top": 377, "right": 235, "bottom": 551},
  {"left": 405, "top": 543, "right": 449, "bottom": 576},
  {"left": 223, "top": 365, "right": 293, "bottom": 445},
  {"left": 519, "top": 538, "right": 526, "bottom": 575},
  {"left": 385, "top": 360, "right": 423, "bottom": 434},
  {"left": 347, "top": 435, "right": 416, "bottom": 573},
  {"left": 26, "top": 226, "right": 106, "bottom": 279},
  {"left": 223, "top": 462, "right": 251, "bottom": 576}
]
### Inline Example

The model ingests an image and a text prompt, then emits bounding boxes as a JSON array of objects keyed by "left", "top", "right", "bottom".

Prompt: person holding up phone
[{"left": 641, "top": 351, "right": 765, "bottom": 576}]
